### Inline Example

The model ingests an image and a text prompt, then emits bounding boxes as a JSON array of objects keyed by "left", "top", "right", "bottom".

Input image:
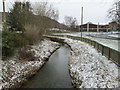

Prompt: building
[
  {"left": 109, "top": 21, "right": 119, "bottom": 31},
  {"left": 78, "top": 22, "right": 110, "bottom": 32}
]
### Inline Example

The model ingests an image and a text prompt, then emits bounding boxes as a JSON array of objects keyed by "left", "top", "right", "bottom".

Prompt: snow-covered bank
[
  {"left": 1, "top": 39, "right": 60, "bottom": 89},
  {"left": 0, "top": 60, "right": 3, "bottom": 89},
  {"left": 62, "top": 37, "right": 119, "bottom": 88}
]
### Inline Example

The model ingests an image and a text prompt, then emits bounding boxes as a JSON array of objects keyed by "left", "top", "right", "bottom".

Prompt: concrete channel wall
[{"left": 45, "top": 34, "right": 120, "bottom": 67}]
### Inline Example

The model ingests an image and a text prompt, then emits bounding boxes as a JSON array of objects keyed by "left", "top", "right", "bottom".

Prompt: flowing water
[{"left": 22, "top": 45, "right": 73, "bottom": 88}]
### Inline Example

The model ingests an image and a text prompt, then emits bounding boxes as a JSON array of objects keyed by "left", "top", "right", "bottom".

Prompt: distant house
[
  {"left": 99, "top": 24, "right": 110, "bottom": 32},
  {"left": 109, "top": 21, "right": 119, "bottom": 31},
  {"left": 80, "top": 22, "right": 98, "bottom": 32},
  {"left": 77, "top": 22, "right": 110, "bottom": 32}
]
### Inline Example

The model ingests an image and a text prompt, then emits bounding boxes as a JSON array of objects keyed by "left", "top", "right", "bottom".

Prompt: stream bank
[
  {"left": 22, "top": 45, "right": 73, "bottom": 88},
  {"left": 45, "top": 35, "right": 119, "bottom": 88},
  {"left": 1, "top": 39, "right": 61, "bottom": 89},
  {"left": 64, "top": 37, "right": 119, "bottom": 88}
]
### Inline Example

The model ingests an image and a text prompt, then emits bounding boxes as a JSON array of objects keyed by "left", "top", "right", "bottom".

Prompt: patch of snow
[
  {"left": 2, "top": 39, "right": 60, "bottom": 88},
  {"left": 108, "top": 35, "right": 119, "bottom": 38},
  {"left": 53, "top": 32, "right": 120, "bottom": 52},
  {"left": 0, "top": 60, "right": 3, "bottom": 90},
  {"left": 62, "top": 37, "right": 119, "bottom": 88}
]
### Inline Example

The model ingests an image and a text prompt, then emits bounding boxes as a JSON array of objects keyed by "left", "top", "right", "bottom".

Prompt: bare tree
[
  {"left": 108, "top": 1, "right": 120, "bottom": 24},
  {"left": 64, "top": 16, "right": 72, "bottom": 26},
  {"left": 64, "top": 16, "right": 77, "bottom": 30},
  {"left": 32, "top": 2, "right": 59, "bottom": 20},
  {"left": 71, "top": 17, "right": 77, "bottom": 28}
]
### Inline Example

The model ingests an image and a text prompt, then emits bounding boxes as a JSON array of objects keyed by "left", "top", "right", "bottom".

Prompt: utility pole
[
  {"left": 97, "top": 22, "right": 99, "bottom": 32},
  {"left": 87, "top": 22, "right": 89, "bottom": 32},
  {"left": 81, "top": 7, "right": 83, "bottom": 38},
  {"left": 3, "top": 0, "right": 6, "bottom": 30}
]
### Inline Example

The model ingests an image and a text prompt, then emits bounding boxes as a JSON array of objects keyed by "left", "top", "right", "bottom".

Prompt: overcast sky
[{"left": 0, "top": 0, "right": 117, "bottom": 25}]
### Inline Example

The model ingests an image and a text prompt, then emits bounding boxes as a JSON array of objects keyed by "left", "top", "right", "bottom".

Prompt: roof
[
  {"left": 109, "top": 21, "right": 118, "bottom": 24},
  {"left": 86, "top": 22, "right": 93, "bottom": 24}
]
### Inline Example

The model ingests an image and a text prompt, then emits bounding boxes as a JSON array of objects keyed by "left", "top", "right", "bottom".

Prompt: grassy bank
[{"left": 78, "top": 35, "right": 119, "bottom": 51}]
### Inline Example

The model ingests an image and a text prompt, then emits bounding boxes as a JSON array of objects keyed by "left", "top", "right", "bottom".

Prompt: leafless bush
[
  {"left": 108, "top": 1, "right": 120, "bottom": 24},
  {"left": 64, "top": 16, "right": 78, "bottom": 30},
  {"left": 18, "top": 48, "right": 36, "bottom": 61},
  {"left": 23, "top": 1, "right": 59, "bottom": 45},
  {"left": 24, "top": 24, "right": 45, "bottom": 45},
  {"left": 32, "top": 2, "right": 59, "bottom": 20}
]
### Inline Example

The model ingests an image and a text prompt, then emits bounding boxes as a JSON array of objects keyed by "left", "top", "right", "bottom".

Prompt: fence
[
  {"left": 45, "top": 34, "right": 120, "bottom": 67},
  {"left": 65, "top": 35, "right": 120, "bottom": 67}
]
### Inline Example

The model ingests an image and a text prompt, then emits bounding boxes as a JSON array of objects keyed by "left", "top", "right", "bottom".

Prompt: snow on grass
[
  {"left": 30, "top": 39, "right": 60, "bottom": 60},
  {"left": 53, "top": 32, "right": 119, "bottom": 52},
  {"left": 63, "top": 38, "right": 119, "bottom": 88},
  {"left": 108, "top": 35, "right": 119, "bottom": 38},
  {"left": 0, "top": 60, "right": 3, "bottom": 89},
  {"left": 1, "top": 39, "right": 60, "bottom": 89},
  {"left": 74, "top": 34, "right": 119, "bottom": 52}
]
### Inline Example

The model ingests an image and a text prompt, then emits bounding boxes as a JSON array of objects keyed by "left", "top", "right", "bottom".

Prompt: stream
[{"left": 22, "top": 45, "right": 73, "bottom": 88}]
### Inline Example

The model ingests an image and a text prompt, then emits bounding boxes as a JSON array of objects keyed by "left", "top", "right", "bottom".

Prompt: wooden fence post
[
  {"left": 108, "top": 48, "right": 110, "bottom": 60},
  {"left": 102, "top": 45, "right": 104, "bottom": 55}
]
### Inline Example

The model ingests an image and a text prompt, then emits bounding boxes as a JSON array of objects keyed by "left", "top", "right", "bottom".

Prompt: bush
[
  {"left": 24, "top": 24, "right": 45, "bottom": 45},
  {"left": 18, "top": 48, "right": 36, "bottom": 61},
  {"left": 2, "top": 30, "right": 27, "bottom": 59},
  {"left": 2, "top": 24, "right": 46, "bottom": 59},
  {"left": 2, "top": 28, "right": 44, "bottom": 60}
]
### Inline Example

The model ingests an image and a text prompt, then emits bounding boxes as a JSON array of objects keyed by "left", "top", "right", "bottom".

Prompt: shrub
[
  {"left": 18, "top": 48, "right": 36, "bottom": 61},
  {"left": 24, "top": 24, "right": 45, "bottom": 45},
  {"left": 2, "top": 30, "right": 27, "bottom": 59}
]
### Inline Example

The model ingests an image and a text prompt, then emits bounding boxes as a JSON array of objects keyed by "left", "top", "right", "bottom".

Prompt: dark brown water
[{"left": 22, "top": 45, "right": 73, "bottom": 88}]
